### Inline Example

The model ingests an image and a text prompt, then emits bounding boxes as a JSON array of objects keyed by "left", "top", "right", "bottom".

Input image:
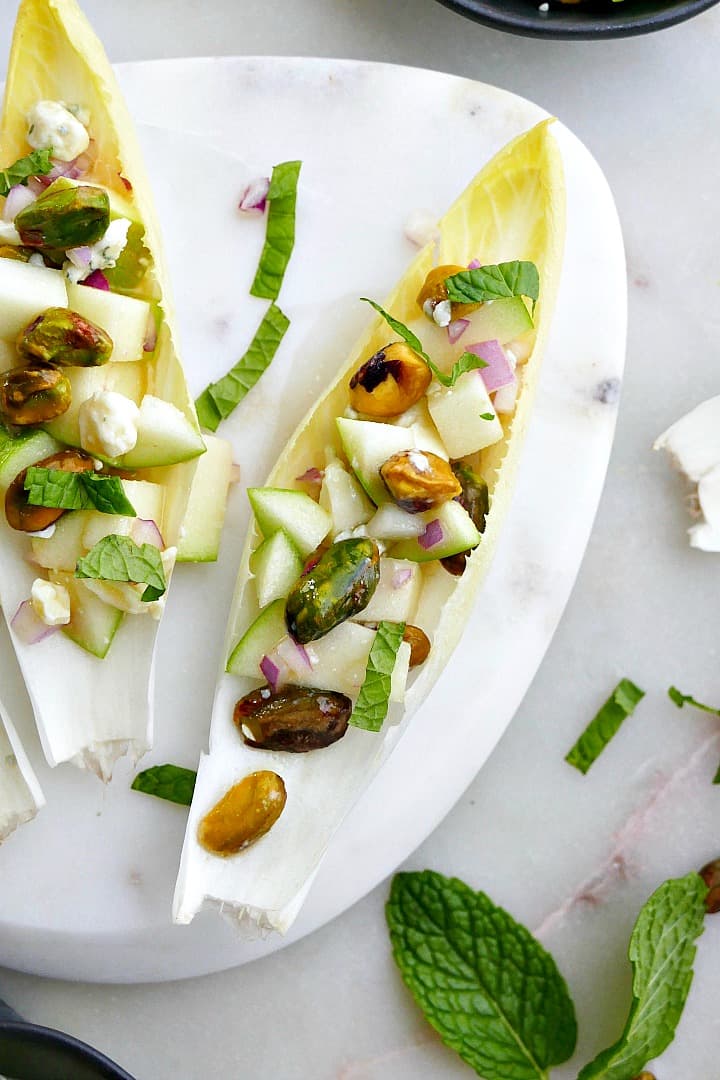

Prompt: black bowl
[{"left": 435, "top": 0, "right": 719, "bottom": 38}]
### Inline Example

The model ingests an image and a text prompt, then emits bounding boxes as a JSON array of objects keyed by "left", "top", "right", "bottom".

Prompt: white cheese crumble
[
  {"left": 64, "top": 217, "right": 132, "bottom": 284},
  {"left": 78, "top": 391, "right": 139, "bottom": 459},
  {"left": 30, "top": 578, "right": 70, "bottom": 626},
  {"left": 26, "top": 100, "right": 89, "bottom": 162},
  {"left": 432, "top": 299, "right": 452, "bottom": 327},
  {"left": 655, "top": 396, "right": 720, "bottom": 552}
]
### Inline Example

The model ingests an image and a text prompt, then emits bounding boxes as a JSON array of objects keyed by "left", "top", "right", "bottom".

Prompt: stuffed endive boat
[
  {"left": 0, "top": 0, "right": 204, "bottom": 778},
  {"left": 174, "top": 121, "right": 565, "bottom": 931},
  {"left": 0, "top": 697, "right": 44, "bottom": 841}
]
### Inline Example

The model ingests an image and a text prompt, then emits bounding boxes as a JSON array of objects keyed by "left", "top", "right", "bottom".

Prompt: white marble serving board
[{"left": 0, "top": 57, "right": 625, "bottom": 982}]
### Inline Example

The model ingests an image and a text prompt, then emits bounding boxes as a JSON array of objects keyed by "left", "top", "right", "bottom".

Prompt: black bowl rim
[
  {"left": 435, "top": 0, "right": 719, "bottom": 38},
  {"left": 0, "top": 1019, "right": 135, "bottom": 1080}
]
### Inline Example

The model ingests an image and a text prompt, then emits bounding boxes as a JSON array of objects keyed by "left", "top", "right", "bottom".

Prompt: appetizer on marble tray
[
  {"left": 173, "top": 120, "right": 566, "bottom": 932},
  {"left": 0, "top": 0, "right": 206, "bottom": 779}
]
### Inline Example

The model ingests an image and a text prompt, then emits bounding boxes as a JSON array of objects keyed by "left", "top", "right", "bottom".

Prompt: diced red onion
[
  {"left": 143, "top": 315, "right": 158, "bottom": 353},
  {"left": 418, "top": 519, "right": 444, "bottom": 550},
  {"left": 392, "top": 568, "right": 412, "bottom": 589},
  {"left": 10, "top": 599, "right": 58, "bottom": 645},
  {"left": 46, "top": 155, "right": 88, "bottom": 183},
  {"left": 466, "top": 339, "right": 515, "bottom": 393},
  {"left": 468, "top": 258, "right": 482, "bottom": 270},
  {"left": 260, "top": 654, "right": 280, "bottom": 691},
  {"left": 239, "top": 177, "right": 270, "bottom": 214},
  {"left": 275, "top": 635, "right": 313, "bottom": 673},
  {"left": 131, "top": 518, "right": 164, "bottom": 549},
  {"left": 66, "top": 245, "right": 92, "bottom": 269},
  {"left": 82, "top": 269, "right": 110, "bottom": 291},
  {"left": 119, "top": 174, "right": 133, "bottom": 192},
  {"left": 3, "top": 184, "right": 36, "bottom": 222},
  {"left": 296, "top": 467, "right": 324, "bottom": 485},
  {"left": 229, "top": 463, "right": 242, "bottom": 485},
  {"left": 27, "top": 176, "right": 48, "bottom": 195},
  {"left": 447, "top": 318, "right": 470, "bottom": 345}
]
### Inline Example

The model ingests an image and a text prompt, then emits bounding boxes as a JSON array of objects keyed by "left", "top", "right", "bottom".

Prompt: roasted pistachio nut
[
  {"left": 0, "top": 244, "right": 35, "bottom": 262},
  {"left": 348, "top": 342, "right": 431, "bottom": 418},
  {"left": 197, "top": 770, "right": 287, "bottom": 856},
  {"left": 380, "top": 449, "right": 462, "bottom": 514},
  {"left": 440, "top": 464, "right": 489, "bottom": 577},
  {"left": 5, "top": 448, "right": 95, "bottom": 531},
  {"left": 699, "top": 858, "right": 720, "bottom": 914},
  {"left": 286, "top": 537, "right": 380, "bottom": 643},
  {"left": 416, "top": 263, "right": 482, "bottom": 322},
  {"left": 234, "top": 685, "right": 352, "bottom": 752},
  {"left": 0, "top": 364, "right": 71, "bottom": 426},
  {"left": 403, "top": 625, "right": 431, "bottom": 668},
  {"left": 15, "top": 183, "right": 110, "bottom": 250},
  {"left": 18, "top": 307, "right": 113, "bottom": 368}
]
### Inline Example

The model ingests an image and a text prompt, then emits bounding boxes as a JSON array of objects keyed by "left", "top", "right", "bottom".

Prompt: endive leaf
[{"left": 0, "top": 698, "right": 45, "bottom": 842}]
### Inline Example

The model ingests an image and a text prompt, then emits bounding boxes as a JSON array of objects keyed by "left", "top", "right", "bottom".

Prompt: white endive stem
[{"left": 0, "top": 698, "right": 44, "bottom": 842}]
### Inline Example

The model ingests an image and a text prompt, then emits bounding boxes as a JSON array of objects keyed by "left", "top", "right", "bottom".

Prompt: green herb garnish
[
  {"left": 25, "top": 468, "right": 137, "bottom": 516},
  {"left": 387, "top": 870, "right": 577, "bottom": 1079},
  {"left": 250, "top": 160, "right": 302, "bottom": 300},
  {"left": 0, "top": 148, "right": 54, "bottom": 198},
  {"left": 350, "top": 620, "right": 406, "bottom": 732},
  {"left": 479, "top": 411, "right": 495, "bottom": 421},
  {"left": 362, "top": 299, "right": 487, "bottom": 388},
  {"left": 75, "top": 535, "right": 166, "bottom": 602},
  {"left": 445, "top": 260, "right": 540, "bottom": 312},
  {"left": 565, "top": 678, "right": 645, "bottom": 774},
  {"left": 578, "top": 873, "right": 707, "bottom": 1080},
  {"left": 196, "top": 302, "right": 290, "bottom": 431},
  {"left": 131, "top": 763, "right": 196, "bottom": 806},
  {"left": 668, "top": 686, "right": 720, "bottom": 782}
]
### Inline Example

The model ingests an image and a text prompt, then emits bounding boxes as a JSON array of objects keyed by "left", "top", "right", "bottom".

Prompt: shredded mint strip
[
  {"left": 565, "top": 678, "right": 645, "bottom": 774},
  {"left": 445, "top": 260, "right": 540, "bottom": 311},
  {"left": 76, "top": 535, "right": 166, "bottom": 602},
  {"left": 362, "top": 299, "right": 486, "bottom": 389},
  {"left": 250, "top": 160, "right": 302, "bottom": 300},
  {"left": 196, "top": 303, "right": 290, "bottom": 431},
  {"left": 0, "top": 148, "right": 54, "bottom": 198},
  {"left": 25, "top": 468, "right": 136, "bottom": 516},
  {"left": 578, "top": 873, "right": 707, "bottom": 1080},
  {"left": 131, "top": 763, "right": 196, "bottom": 806},
  {"left": 387, "top": 870, "right": 577, "bottom": 1080},
  {"left": 350, "top": 620, "right": 406, "bottom": 732}
]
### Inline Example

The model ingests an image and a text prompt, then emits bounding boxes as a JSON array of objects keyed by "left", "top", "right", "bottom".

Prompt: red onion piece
[
  {"left": 286, "top": 636, "right": 312, "bottom": 671},
  {"left": 239, "top": 177, "right": 270, "bottom": 214},
  {"left": 295, "top": 467, "right": 324, "bottom": 485},
  {"left": 3, "top": 184, "right": 36, "bottom": 222},
  {"left": 392, "top": 568, "right": 413, "bottom": 589},
  {"left": 82, "top": 270, "right": 110, "bottom": 291},
  {"left": 418, "top": 519, "right": 444, "bottom": 550},
  {"left": 119, "top": 174, "right": 133, "bottom": 192},
  {"left": 229, "top": 463, "right": 242, "bottom": 485},
  {"left": 143, "top": 315, "right": 158, "bottom": 353},
  {"left": 131, "top": 519, "right": 164, "bottom": 550},
  {"left": 46, "top": 154, "right": 88, "bottom": 183},
  {"left": 66, "top": 245, "right": 92, "bottom": 269},
  {"left": 466, "top": 339, "right": 515, "bottom": 393},
  {"left": 260, "top": 655, "right": 281, "bottom": 691},
  {"left": 27, "top": 177, "right": 48, "bottom": 195},
  {"left": 468, "top": 258, "right": 482, "bottom": 270},
  {"left": 447, "top": 318, "right": 470, "bottom": 345},
  {"left": 11, "top": 599, "right": 58, "bottom": 645}
]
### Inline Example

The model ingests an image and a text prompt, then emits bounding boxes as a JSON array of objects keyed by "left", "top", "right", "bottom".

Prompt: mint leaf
[
  {"left": 25, "top": 468, "right": 136, "bottom": 516},
  {"left": 479, "top": 412, "right": 495, "bottom": 421},
  {"left": 0, "top": 148, "right": 54, "bottom": 198},
  {"left": 131, "top": 763, "right": 196, "bottom": 806},
  {"left": 445, "top": 261, "right": 540, "bottom": 312},
  {"left": 75, "top": 535, "right": 166, "bottom": 602},
  {"left": 250, "top": 160, "right": 302, "bottom": 300},
  {"left": 578, "top": 873, "right": 707, "bottom": 1080},
  {"left": 565, "top": 679, "right": 645, "bottom": 774},
  {"left": 668, "top": 685, "right": 720, "bottom": 716},
  {"left": 197, "top": 303, "right": 290, "bottom": 431},
  {"left": 387, "top": 870, "right": 577, "bottom": 1079},
  {"left": 362, "top": 300, "right": 486, "bottom": 388},
  {"left": 350, "top": 620, "right": 406, "bottom": 732}
]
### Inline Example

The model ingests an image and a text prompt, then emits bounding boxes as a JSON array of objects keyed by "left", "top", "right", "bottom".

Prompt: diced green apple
[
  {"left": 66, "top": 281, "right": 151, "bottom": 363},
  {"left": 248, "top": 487, "right": 332, "bottom": 558},
  {"left": 121, "top": 479, "right": 164, "bottom": 524},
  {"left": 0, "top": 425, "right": 62, "bottom": 492},
  {"left": 356, "top": 558, "right": 420, "bottom": 624},
  {"left": 117, "top": 396, "right": 206, "bottom": 469},
  {"left": 226, "top": 598, "right": 287, "bottom": 677},
  {"left": 427, "top": 372, "right": 503, "bottom": 459},
  {"left": 336, "top": 417, "right": 415, "bottom": 506},
  {"left": 0, "top": 259, "right": 68, "bottom": 341},
  {"left": 249, "top": 530, "right": 304, "bottom": 608},
  {"left": 465, "top": 296, "right": 533, "bottom": 344},
  {"left": 176, "top": 435, "right": 232, "bottom": 563},
  {"left": 367, "top": 503, "right": 425, "bottom": 541},
  {"left": 50, "top": 570, "right": 124, "bottom": 660},
  {"left": 391, "top": 499, "right": 481, "bottom": 562},
  {"left": 81, "top": 513, "right": 134, "bottom": 552},
  {"left": 31, "top": 511, "right": 93, "bottom": 572},
  {"left": 319, "top": 459, "right": 374, "bottom": 534},
  {"left": 43, "top": 362, "right": 146, "bottom": 448},
  {"left": 300, "top": 622, "right": 409, "bottom": 701}
]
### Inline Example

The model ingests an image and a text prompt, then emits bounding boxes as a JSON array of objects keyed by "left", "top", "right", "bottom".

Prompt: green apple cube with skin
[
  {"left": 319, "top": 459, "right": 374, "bottom": 534},
  {"left": 392, "top": 499, "right": 481, "bottom": 563},
  {"left": 249, "top": 530, "right": 304, "bottom": 608},
  {"left": 43, "top": 361, "right": 146, "bottom": 448},
  {"left": 81, "top": 513, "right": 134, "bottom": 552},
  {"left": 336, "top": 417, "right": 417, "bottom": 506},
  {"left": 248, "top": 487, "right": 332, "bottom": 558},
  {"left": 117, "top": 395, "right": 205, "bottom": 469},
  {"left": 367, "top": 503, "right": 425, "bottom": 541},
  {"left": 176, "top": 435, "right": 233, "bottom": 563},
  {"left": 0, "top": 259, "right": 68, "bottom": 341},
  {"left": 50, "top": 570, "right": 124, "bottom": 660},
  {"left": 357, "top": 558, "right": 420, "bottom": 624},
  {"left": 31, "top": 511, "right": 92, "bottom": 572},
  {"left": 413, "top": 296, "right": 533, "bottom": 367},
  {"left": 66, "top": 280, "right": 151, "bottom": 363},
  {"left": 427, "top": 371, "right": 503, "bottom": 459},
  {"left": 291, "top": 621, "right": 410, "bottom": 701},
  {"left": 392, "top": 401, "right": 449, "bottom": 461},
  {"left": 0, "top": 426, "right": 60, "bottom": 492},
  {"left": 226, "top": 598, "right": 287, "bottom": 678}
]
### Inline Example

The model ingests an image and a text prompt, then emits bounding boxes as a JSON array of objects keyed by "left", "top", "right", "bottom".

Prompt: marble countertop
[{"left": 2, "top": 2, "right": 720, "bottom": 1077}]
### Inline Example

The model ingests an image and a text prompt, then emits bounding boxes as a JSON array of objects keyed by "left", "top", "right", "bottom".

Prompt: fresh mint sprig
[
  {"left": 75, "top": 535, "right": 166, "bottom": 602},
  {"left": 565, "top": 678, "right": 645, "bottom": 774},
  {"left": 350, "top": 620, "right": 406, "bottom": 732},
  {"left": 131, "top": 763, "right": 196, "bottom": 806},
  {"left": 250, "top": 160, "right": 302, "bottom": 300},
  {"left": 0, "top": 148, "right": 54, "bottom": 198},
  {"left": 668, "top": 685, "right": 720, "bottom": 782},
  {"left": 445, "top": 260, "right": 540, "bottom": 312},
  {"left": 25, "top": 467, "right": 136, "bottom": 516}
]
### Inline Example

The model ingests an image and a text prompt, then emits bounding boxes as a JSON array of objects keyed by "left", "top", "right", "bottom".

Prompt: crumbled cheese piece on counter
[
  {"left": 26, "top": 100, "right": 89, "bottom": 162},
  {"left": 78, "top": 391, "right": 139, "bottom": 459},
  {"left": 30, "top": 579, "right": 70, "bottom": 626},
  {"left": 655, "top": 396, "right": 720, "bottom": 551}
]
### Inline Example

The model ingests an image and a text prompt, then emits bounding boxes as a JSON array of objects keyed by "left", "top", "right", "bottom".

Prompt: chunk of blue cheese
[{"left": 655, "top": 395, "right": 720, "bottom": 551}]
